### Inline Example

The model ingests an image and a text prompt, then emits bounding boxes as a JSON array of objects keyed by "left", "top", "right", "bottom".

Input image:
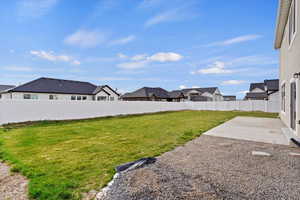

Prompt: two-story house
[
  {"left": 275, "top": 0, "right": 300, "bottom": 138},
  {"left": 244, "top": 79, "right": 279, "bottom": 101},
  {"left": 121, "top": 87, "right": 223, "bottom": 102},
  {"left": 179, "top": 87, "right": 223, "bottom": 101}
]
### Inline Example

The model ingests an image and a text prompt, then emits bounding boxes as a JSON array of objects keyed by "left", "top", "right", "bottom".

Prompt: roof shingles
[
  {"left": 9, "top": 77, "right": 98, "bottom": 95},
  {"left": 0, "top": 85, "right": 15, "bottom": 93}
]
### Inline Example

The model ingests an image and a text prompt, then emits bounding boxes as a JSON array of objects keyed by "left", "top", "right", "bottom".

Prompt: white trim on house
[
  {"left": 288, "top": 0, "right": 298, "bottom": 49},
  {"left": 280, "top": 80, "right": 286, "bottom": 115},
  {"left": 275, "top": 0, "right": 293, "bottom": 49},
  {"left": 289, "top": 78, "right": 298, "bottom": 136}
]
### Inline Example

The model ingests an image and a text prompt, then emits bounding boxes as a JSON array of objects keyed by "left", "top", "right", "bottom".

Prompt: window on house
[
  {"left": 82, "top": 96, "right": 87, "bottom": 100},
  {"left": 23, "top": 94, "right": 38, "bottom": 100},
  {"left": 71, "top": 96, "right": 76, "bottom": 100},
  {"left": 97, "top": 96, "right": 107, "bottom": 101},
  {"left": 77, "top": 96, "right": 82, "bottom": 100},
  {"left": 23, "top": 94, "right": 31, "bottom": 99},
  {"left": 281, "top": 83, "right": 286, "bottom": 112},
  {"left": 110, "top": 97, "right": 114, "bottom": 101},
  {"left": 289, "top": 0, "right": 297, "bottom": 46},
  {"left": 49, "top": 95, "right": 58, "bottom": 100},
  {"left": 0, "top": 94, "right": 2, "bottom": 99}
]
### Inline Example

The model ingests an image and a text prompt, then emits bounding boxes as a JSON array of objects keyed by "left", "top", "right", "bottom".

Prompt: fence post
[{"left": 264, "top": 100, "right": 268, "bottom": 112}]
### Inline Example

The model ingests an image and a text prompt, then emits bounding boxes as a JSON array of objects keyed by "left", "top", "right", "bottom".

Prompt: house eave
[{"left": 274, "top": 0, "right": 292, "bottom": 49}]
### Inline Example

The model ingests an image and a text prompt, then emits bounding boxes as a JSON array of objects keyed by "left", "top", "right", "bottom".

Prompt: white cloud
[
  {"left": 64, "top": 30, "right": 136, "bottom": 48},
  {"left": 117, "top": 53, "right": 128, "bottom": 59},
  {"left": 64, "top": 29, "right": 109, "bottom": 48},
  {"left": 110, "top": 35, "right": 136, "bottom": 45},
  {"left": 72, "top": 60, "right": 81, "bottom": 65},
  {"left": 191, "top": 54, "right": 277, "bottom": 76},
  {"left": 145, "top": 7, "right": 195, "bottom": 27},
  {"left": 30, "top": 50, "right": 80, "bottom": 65},
  {"left": 221, "top": 80, "right": 246, "bottom": 85},
  {"left": 3, "top": 66, "right": 33, "bottom": 72},
  {"left": 148, "top": 52, "right": 183, "bottom": 62},
  {"left": 117, "top": 61, "right": 149, "bottom": 70},
  {"left": 206, "top": 35, "right": 262, "bottom": 47},
  {"left": 179, "top": 85, "right": 199, "bottom": 89},
  {"left": 192, "top": 61, "right": 233, "bottom": 75},
  {"left": 131, "top": 54, "right": 148, "bottom": 61},
  {"left": 17, "top": 0, "right": 59, "bottom": 19},
  {"left": 117, "top": 52, "right": 183, "bottom": 70},
  {"left": 98, "top": 77, "right": 159, "bottom": 82},
  {"left": 228, "top": 55, "right": 278, "bottom": 66},
  {"left": 98, "top": 77, "right": 133, "bottom": 81}
]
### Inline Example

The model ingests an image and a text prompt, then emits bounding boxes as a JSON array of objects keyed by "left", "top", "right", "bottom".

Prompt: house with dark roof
[
  {"left": 121, "top": 86, "right": 223, "bottom": 102},
  {"left": 121, "top": 87, "right": 185, "bottom": 102},
  {"left": 223, "top": 96, "right": 237, "bottom": 101},
  {"left": 0, "top": 77, "right": 119, "bottom": 101},
  {"left": 178, "top": 87, "right": 223, "bottom": 101},
  {"left": 0, "top": 85, "right": 15, "bottom": 93},
  {"left": 0, "top": 85, "right": 15, "bottom": 99},
  {"left": 244, "top": 79, "right": 279, "bottom": 101}
]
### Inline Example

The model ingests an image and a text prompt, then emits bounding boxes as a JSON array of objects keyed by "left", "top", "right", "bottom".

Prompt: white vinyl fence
[{"left": 0, "top": 100, "right": 279, "bottom": 125}]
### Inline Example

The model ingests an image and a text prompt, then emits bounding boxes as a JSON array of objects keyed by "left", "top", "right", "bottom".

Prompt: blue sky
[{"left": 0, "top": 0, "right": 279, "bottom": 98}]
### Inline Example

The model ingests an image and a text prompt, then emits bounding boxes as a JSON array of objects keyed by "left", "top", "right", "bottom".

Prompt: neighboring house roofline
[
  {"left": 7, "top": 77, "right": 117, "bottom": 96},
  {"left": 275, "top": 0, "right": 292, "bottom": 49},
  {"left": 93, "top": 86, "right": 110, "bottom": 96},
  {"left": 121, "top": 87, "right": 170, "bottom": 99},
  {"left": 264, "top": 79, "right": 279, "bottom": 92},
  {"left": 249, "top": 82, "right": 265, "bottom": 92},
  {"left": 181, "top": 87, "right": 218, "bottom": 95},
  {"left": 0, "top": 85, "right": 15, "bottom": 93},
  {"left": 102, "top": 85, "right": 120, "bottom": 96},
  {"left": 9, "top": 77, "right": 97, "bottom": 91}
]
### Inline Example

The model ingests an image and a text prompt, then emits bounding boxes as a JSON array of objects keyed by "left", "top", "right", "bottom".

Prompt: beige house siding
[
  {"left": 101, "top": 86, "right": 120, "bottom": 101},
  {"left": 269, "top": 92, "right": 280, "bottom": 102},
  {"left": 1, "top": 90, "right": 118, "bottom": 101},
  {"left": 4, "top": 92, "right": 94, "bottom": 101},
  {"left": 279, "top": 0, "right": 300, "bottom": 136}
]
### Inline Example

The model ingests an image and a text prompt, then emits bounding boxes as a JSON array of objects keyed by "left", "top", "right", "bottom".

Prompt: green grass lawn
[{"left": 0, "top": 111, "right": 277, "bottom": 200}]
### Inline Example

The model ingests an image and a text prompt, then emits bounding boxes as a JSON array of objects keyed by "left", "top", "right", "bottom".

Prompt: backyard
[{"left": 0, "top": 111, "right": 277, "bottom": 200}]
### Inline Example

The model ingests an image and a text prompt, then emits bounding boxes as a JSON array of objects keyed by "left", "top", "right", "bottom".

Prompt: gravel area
[
  {"left": 99, "top": 135, "right": 300, "bottom": 200},
  {"left": 0, "top": 162, "right": 28, "bottom": 200}
]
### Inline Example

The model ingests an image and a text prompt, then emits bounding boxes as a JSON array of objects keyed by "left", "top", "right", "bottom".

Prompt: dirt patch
[{"left": 0, "top": 162, "right": 28, "bottom": 200}]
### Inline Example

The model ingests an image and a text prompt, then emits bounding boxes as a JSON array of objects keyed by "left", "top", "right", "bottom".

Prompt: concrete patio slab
[{"left": 204, "top": 117, "right": 289, "bottom": 145}]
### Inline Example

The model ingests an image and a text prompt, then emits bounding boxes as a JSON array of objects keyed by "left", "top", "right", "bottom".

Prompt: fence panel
[{"left": 0, "top": 100, "right": 279, "bottom": 125}]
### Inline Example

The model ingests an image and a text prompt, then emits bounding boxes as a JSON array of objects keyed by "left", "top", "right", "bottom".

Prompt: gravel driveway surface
[
  {"left": 0, "top": 162, "right": 28, "bottom": 200},
  {"left": 100, "top": 135, "right": 300, "bottom": 200}
]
